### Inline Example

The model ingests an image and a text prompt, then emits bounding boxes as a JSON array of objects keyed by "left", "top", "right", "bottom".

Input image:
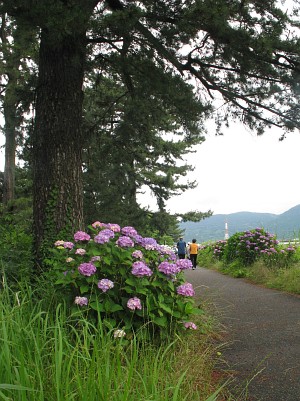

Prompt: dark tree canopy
[{"left": 1, "top": 0, "right": 300, "bottom": 262}]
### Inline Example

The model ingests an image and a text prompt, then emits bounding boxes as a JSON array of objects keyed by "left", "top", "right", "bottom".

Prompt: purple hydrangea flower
[
  {"left": 74, "top": 231, "right": 91, "bottom": 242},
  {"left": 168, "top": 253, "right": 177, "bottom": 262},
  {"left": 176, "top": 258, "right": 193, "bottom": 270},
  {"left": 141, "top": 237, "right": 158, "bottom": 250},
  {"left": 97, "top": 279, "right": 114, "bottom": 292},
  {"left": 184, "top": 322, "right": 197, "bottom": 330},
  {"left": 158, "top": 261, "right": 180, "bottom": 276},
  {"left": 131, "top": 261, "right": 153, "bottom": 277},
  {"left": 74, "top": 296, "right": 88, "bottom": 306},
  {"left": 99, "top": 229, "right": 115, "bottom": 239},
  {"left": 132, "top": 234, "right": 144, "bottom": 245},
  {"left": 94, "top": 233, "right": 111, "bottom": 244},
  {"left": 127, "top": 297, "right": 142, "bottom": 310},
  {"left": 78, "top": 262, "right": 97, "bottom": 276},
  {"left": 116, "top": 236, "right": 134, "bottom": 248},
  {"left": 63, "top": 241, "right": 74, "bottom": 250},
  {"left": 176, "top": 282, "right": 195, "bottom": 297},
  {"left": 132, "top": 250, "right": 143, "bottom": 259},
  {"left": 121, "top": 226, "right": 138, "bottom": 237}
]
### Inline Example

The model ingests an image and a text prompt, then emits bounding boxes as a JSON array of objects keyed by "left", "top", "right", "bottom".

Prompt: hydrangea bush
[
  {"left": 223, "top": 228, "right": 280, "bottom": 266},
  {"left": 261, "top": 244, "right": 297, "bottom": 269},
  {"left": 212, "top": 240, "right": 227, "bottom": 261},
  {"left": 50, "top": 222, "right": 202, "bottom": 338}
]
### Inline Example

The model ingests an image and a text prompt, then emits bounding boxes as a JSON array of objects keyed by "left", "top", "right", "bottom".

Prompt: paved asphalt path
[{"left": 185, "top": 268, "right": 300, "bottom": 401}]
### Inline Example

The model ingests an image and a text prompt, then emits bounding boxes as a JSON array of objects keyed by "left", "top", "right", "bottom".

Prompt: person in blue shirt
[{"left": 177, "top": 237, "right": 186, "bottom": 259}]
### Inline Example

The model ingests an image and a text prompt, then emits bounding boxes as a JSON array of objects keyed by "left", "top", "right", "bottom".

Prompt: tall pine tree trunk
[
  {"left": 32, "top": 29, "right": 86, "bottom": 263},
  {"left": 3, "top": 99, "right": 16, "bottom": 205}
]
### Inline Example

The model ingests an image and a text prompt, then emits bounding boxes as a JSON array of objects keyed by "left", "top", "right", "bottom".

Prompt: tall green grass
[{"left": 0, "top": 279, "right": 229, "bottom": 401}]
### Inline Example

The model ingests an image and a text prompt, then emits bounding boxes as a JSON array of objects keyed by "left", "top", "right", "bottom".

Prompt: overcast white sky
[
  {"left": 1, "top": 122, "right": 299, "bottom": 216},
  {"left": 138, "top": 123, "right": 300, "bottom": 216}
]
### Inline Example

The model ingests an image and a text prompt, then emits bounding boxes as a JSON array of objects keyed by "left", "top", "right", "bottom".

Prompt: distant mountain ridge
[{"left": 180, "top": 204, "right": 300, "bottom": 243}]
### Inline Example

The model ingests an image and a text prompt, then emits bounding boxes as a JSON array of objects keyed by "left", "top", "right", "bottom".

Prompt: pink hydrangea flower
[
  {"left": 92, "top": 221, "right": 105, "bottom": 229},
  {"left": 127, "top": 297, "right": 142, "bottom": 310},
  {"left": 74, "top": 231, "right": 91, "bottom": 242},
  {"left": 106, "top": 223, "right": 121, "bottom": 232},
  {"left": 54, "top": 240, "right": 65, "bottom": 247},
  {"left": 184, "top": 322, "right": 197, "bottom": 330}
]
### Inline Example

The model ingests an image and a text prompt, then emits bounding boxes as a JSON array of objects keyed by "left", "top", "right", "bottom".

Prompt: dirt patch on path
[{"left": 186, "top": 268, "right": 300, "bottom": 401}]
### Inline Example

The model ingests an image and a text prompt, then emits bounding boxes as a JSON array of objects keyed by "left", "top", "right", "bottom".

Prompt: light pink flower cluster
[
  {"left": 183, "top": 322, "right": 197, "bottom": 330},
  {"left": 131, "top": 261, "right": 152, "bottom": 277},
  {"left": 176, "top": 282, "right": 195, "bottom": 297},
  {"left": 54, "top": 240, "right": 65, "bottom": 247},
  {"left": 92, "top": 221, "right": 105, "bottom": 229},
  {"left": 75, "top": 248, "right": 86, "bottom": 255},
  {"left": 90, "top": 255, "right": 101, "bottom": 262},
  {"left": 74, "top": 296, "right": 88, "bottom": 306},
  {"left": 106, "top": 223, "right": 121, "bottom": 232},
  {"left": 127, "top": 297, "right": 142, "bottom": 310},
  {"left": 132, "top": 250, "right": 143, "bottom": 259},
  {"left": 97, "top": 279, "right": 114, "bottom": 292},
  {"left": 74, "top": 231, "right": 91, "bottom": 242},
  {"left": 78, "top": 262, "right": 97, "bottom": 276}
]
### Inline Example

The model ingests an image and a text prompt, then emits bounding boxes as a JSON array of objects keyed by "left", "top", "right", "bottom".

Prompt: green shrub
[
  {"left": 220, "top": 260, "right": 249, "bottom": 278},
  {"left": 0, "top": 199, "right": 33, "bottom": 285},
  {"left": 197, "top": 244, "right": 217, "bottom": 267},
  {"left": 48, "top": 222, "right": 203, "bottom": 339}
]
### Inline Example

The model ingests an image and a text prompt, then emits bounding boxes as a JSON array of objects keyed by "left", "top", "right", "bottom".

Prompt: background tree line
[{"left": 0, "top": 0, "right": 300, "bottom": 270}]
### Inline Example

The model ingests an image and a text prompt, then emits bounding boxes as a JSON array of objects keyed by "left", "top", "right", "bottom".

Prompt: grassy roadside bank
[
  {"left": 0, "top": 278, "right": 238, "bottom": 401},
  {"left": 197, "top": 251, "right": 300, "bottom": 295}
]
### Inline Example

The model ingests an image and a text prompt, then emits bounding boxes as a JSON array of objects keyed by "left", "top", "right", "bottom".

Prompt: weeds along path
[{"left": 186, "top": 267, "right": 300, "bottom": 401}]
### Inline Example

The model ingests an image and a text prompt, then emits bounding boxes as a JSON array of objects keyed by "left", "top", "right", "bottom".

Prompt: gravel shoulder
[{"left": 185, "top": 267, "right": 300, "bottom": 401}]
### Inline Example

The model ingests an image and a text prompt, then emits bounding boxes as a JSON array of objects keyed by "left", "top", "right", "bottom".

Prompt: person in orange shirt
[{"left": 189, "top": 239, "right": 199, "bottom": 270}]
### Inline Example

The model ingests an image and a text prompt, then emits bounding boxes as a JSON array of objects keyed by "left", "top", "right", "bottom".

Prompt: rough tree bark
[
  {"left": 3, "top": 96, "right": 16, "bottom": 205},
  {"left": 32, "top": 28, "right": 87, "bottom": 262}
]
